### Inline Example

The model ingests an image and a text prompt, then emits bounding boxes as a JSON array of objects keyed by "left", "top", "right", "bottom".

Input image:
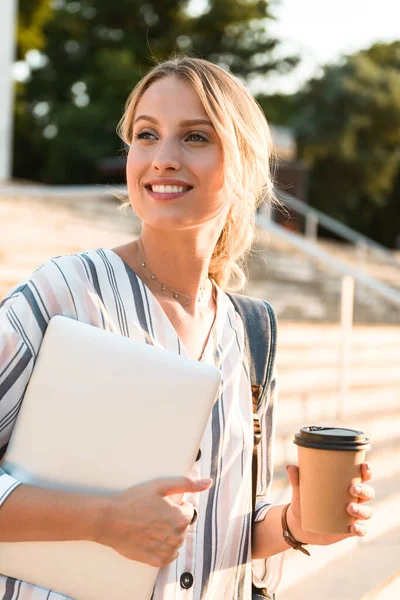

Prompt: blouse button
[
  {"left": 180, "top": 572, "right": 194, "bottom": 589},
  {"left": 190, "top": 509, "right": 198, "bottom": 525},
  {"left": 196, "top": 449, "right": 202, "bottom": 461}
]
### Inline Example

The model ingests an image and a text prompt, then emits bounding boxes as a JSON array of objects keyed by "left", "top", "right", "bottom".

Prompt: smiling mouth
[
  {"left": 145, "top": 185, "right": 193, "bottom": 200},
  {"left": 145, "top": 184, "right": 193, "bottom": 194}
]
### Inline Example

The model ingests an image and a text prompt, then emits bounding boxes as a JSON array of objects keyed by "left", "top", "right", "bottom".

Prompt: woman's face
[{"left": 126, "top": 75, "right": 227, "bottom": 231}]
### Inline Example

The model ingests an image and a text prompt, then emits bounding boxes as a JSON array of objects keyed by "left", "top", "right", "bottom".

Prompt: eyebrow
[{"left": 133, "top": 115, "right": 214, "bottom": 128}]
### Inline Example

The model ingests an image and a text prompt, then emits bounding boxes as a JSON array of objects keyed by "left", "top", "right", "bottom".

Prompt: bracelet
[{"left": 281, "top": 503, "right": 311, "bottom": 556}]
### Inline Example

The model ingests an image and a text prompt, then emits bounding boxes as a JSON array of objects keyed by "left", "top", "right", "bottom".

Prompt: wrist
[
  {"left": 281, "top": 503, "right": 310, "bottom": 556},
  {"left": 90, "top": 495, "right": 114, "bottom": 546},
  {"left": 286, "top": 504, "right": 304, "bottom": 542}
]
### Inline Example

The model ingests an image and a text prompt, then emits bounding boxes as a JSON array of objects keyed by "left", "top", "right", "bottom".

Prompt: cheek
[
  {"left": 126, "top": 149, "right": 145, "bottom": 185},
  {"left": 199, "top": 151, "right": 224, "bottom": 192}
]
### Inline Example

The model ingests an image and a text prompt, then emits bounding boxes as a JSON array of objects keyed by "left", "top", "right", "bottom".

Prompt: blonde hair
[{"left": 117, "top": 55, "right": 277, "bottom": 291}]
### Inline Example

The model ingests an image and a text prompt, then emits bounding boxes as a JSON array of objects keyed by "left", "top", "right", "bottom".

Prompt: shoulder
[
  {"left": 225, "top": 293, "right": 277, "bottom": 393},
  {"left": 0, "top": 250, "right": 106, "bottom": 314},
  {"left": 225, "top": 291, "right": 275, "bottom": 311},
  {"left": 0, "top": 249, "right": 109, "bottom": 355},
  {"left": 225, "top": 292, "right": 277, "bottom": 332}
]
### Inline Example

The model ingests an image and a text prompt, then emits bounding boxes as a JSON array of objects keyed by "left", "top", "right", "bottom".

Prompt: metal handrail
[
  {"left": 2, "top": 181, "right": 398, "bottom": 284},
  {"left": 257, "top": 213, "right": 400, "bottom": 418},
  {"left": 274, "top": 189, "right": 400, "bottom": 268},
  {"left": 257, "top": 214, "right": 400, "bottom": 308}
]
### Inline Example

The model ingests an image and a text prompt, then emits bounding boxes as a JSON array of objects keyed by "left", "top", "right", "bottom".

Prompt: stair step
[
  {"left": 278, "top": 323, "right": 400, "bottom": 346},
  {"left": 278, "top": 366, "right": 400, "bottom": 394},
  {"left": 277, "top": 346, "right": 398, "bottom": 368},
  {"left": 278, "top": 524, "right": 400, "bottom": 600},
  {"left": 362, "top": 572, "right": 400, "bottom": 600},
  {"left": 277, "top": 385, "right": 399, "bottom": 425},
  {"left": 275, "top": 473, "right": 400, "bottom": 596}
]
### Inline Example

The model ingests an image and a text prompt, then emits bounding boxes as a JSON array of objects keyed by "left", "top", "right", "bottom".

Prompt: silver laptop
[{"left": 0, "top": 316, "right": 221, "bottom": 600}]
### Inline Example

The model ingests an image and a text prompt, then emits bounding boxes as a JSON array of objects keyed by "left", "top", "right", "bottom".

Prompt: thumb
[
  {"left": 286, "top": 465, "right": 300, "bottom": 502},
  {"left": 155, "top": 476, "right": 213, "bottom": 497}
]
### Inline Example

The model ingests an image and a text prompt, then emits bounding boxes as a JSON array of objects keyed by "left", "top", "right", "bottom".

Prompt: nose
[{"left": 151, "top": 138, "right": 181, "bottom": 171}]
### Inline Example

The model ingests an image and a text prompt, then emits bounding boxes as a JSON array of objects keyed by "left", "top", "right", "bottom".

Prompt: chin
[{"left": 138, "top": 211, "right": 199, "bottom": 231}]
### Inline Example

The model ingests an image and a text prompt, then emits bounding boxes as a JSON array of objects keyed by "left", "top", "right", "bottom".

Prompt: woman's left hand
[{"left": 285, "top": 462, "right": 375, "bottom": 546}]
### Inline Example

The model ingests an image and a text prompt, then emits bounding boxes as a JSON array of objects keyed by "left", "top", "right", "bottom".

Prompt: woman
[{"left": 0, "top": 56, "right": 374, "bottom": 600}]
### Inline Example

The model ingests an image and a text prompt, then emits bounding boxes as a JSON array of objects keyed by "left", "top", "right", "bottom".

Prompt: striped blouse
[{"left": 0, "top": 248, "right": 284, "bottom": 600}]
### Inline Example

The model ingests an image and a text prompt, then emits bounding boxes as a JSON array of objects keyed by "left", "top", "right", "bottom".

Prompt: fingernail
[
  {"left": 365, "top": 463, "right": 371, "bottom": 471},
  {"left": 353, "top": 503, "right": 359, "bottom": 514},
  {"left": 354, "top": 485, "right": 362, "bottom": 495},
  {"left": 353, "top": 523, "right": 361, "bottom": 534}
]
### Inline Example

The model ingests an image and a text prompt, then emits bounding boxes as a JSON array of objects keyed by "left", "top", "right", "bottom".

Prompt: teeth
[{"left": 150, "top": 185, "right": 189, "bottom": 194}]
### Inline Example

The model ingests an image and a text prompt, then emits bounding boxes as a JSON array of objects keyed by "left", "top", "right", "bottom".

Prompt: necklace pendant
[
  {"left": 141, "top": 262, "right": 146, "bottom": 267},
  {"left": 174, "top": 293, "right": 178, "bottom": 299}
]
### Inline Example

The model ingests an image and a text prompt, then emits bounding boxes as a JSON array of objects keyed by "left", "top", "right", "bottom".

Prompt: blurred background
[{"left": 1, "top": 1, "right": 400, "bottom": 599}]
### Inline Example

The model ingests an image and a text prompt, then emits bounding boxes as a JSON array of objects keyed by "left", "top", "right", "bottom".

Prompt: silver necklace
[{"left": 136, "top": 241, "right": 207, "bottom": 306}]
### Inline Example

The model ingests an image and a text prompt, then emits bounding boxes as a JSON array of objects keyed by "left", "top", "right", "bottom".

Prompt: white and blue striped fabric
[{"left": 0, "top": 248, "right": 283, "bottom": 600}]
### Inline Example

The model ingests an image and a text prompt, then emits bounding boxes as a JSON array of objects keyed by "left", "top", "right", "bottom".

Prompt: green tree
[
  {"left": 13, "top": 0, "right": 298, "bottom": 184},
  {"left": 17, "top": 0, "right": 53, "bottom": 56},
  {"left": 256, "top": 92, "right": 298, "bottom": 127},
  {"left": 293, "top": 42, "right": 400, "bottom": 247}
]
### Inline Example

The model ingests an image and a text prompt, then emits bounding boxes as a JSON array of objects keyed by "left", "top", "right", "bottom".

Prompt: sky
[{"left": 258, "top": 0, "right": 400, "bottom": 93}]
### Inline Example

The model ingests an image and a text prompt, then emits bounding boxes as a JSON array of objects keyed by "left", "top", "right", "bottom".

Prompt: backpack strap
[
  {"left": 227, "top": 294, "right": 277, "bottom": 600},
  {"left": 227, "top": 293, "right": 277, "bottom": 515}
]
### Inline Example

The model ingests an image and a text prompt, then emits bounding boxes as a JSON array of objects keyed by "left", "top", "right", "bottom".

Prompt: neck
[{"left": 136, "top": 225, "right": 220, "bottom": 308}]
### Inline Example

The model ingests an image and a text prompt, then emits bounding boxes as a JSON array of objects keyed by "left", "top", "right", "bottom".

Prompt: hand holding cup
[
  {"left": 285, "top": 426, "right": 374, "bottom": 547},
  {"left": 286, "top": 461, "right": 374, "bottom": 546}
]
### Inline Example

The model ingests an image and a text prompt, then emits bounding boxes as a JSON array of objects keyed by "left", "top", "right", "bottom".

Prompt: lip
[{"left": 145, "top": 187, "right": 192, "bottom": 201}]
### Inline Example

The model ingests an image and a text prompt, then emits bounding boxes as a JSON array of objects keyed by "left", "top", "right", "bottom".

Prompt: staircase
[
  {"left": 1, "top": 184, "right": 399, "bottom": 599},
  {"left": 0, "top": 184, "right": 138, "bottom": 298},
  {"left": 270, "top": 322, "right": 400, "bottom": 599},
  {"left": 317, "top": 238, "right": 400, "bottom": 289},
  {"left": 245, "top": 229, "right": 400, "bottom": 324}
]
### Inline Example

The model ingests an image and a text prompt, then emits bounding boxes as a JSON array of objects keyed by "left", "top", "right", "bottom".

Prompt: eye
[
  {"left": 134, "top": 130, "right": 157, "bottom": 140},
  {"left": 186, "top": 132, "right": 208, "bottom": 142},
  {"left": 133, "top": 130, "right": 208, "bottom": 143}
]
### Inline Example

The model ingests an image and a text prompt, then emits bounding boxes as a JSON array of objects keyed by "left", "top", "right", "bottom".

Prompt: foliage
[
  {"left": 13, "top": 0, "right": 298, "bottom": 184},
  {"left": 293, "top": 42, "right": 400, "bottom": 247},
  {"left": 17, "top": 0, "right": 53, "bottom": 56},
  {"left": 255, "top": 92, "right": 298, "bottom": 127}
]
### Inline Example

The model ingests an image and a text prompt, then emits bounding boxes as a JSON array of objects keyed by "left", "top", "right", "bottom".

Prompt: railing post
[
  {"left": 305, "top": 214, "right": 318, "bottom": 243},
  {"left": 337, "top": 275, "right": 355, "bottom": 420}
]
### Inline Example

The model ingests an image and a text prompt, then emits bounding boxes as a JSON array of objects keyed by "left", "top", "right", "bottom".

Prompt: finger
[
  {"left": 166, "top": 550, "right": 180, "bottom": 565},
  {"left": 349, "top": 521, "right": 367, "bottom": 536},
  {"left": 154, "top": 537, "right": 184, "bottom": 553},
  {"left": 347, "top": 502, "right": 373, "bottom": 520},
  {"left": 168, "top": 492, "right": 185, "bottom": 505},
  {"left": 349, "top": 483, "right": 375, "bottom": 503},
  {"left": 155, "top": 477, "right": 213, "bottom": 497},
  {"left": 286, "top": 465, "right": 300, "bottom": 502},
  {"left": 150, "top": 539, "right": 174, "bottom": 553},
  {"left": 361, "top": 463, "right": 372, "bottom": 482}
]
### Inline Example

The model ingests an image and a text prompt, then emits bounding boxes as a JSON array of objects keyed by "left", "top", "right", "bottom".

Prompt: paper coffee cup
[{"left": 294, "top": 426, "right": 371, "bottom": 534}]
